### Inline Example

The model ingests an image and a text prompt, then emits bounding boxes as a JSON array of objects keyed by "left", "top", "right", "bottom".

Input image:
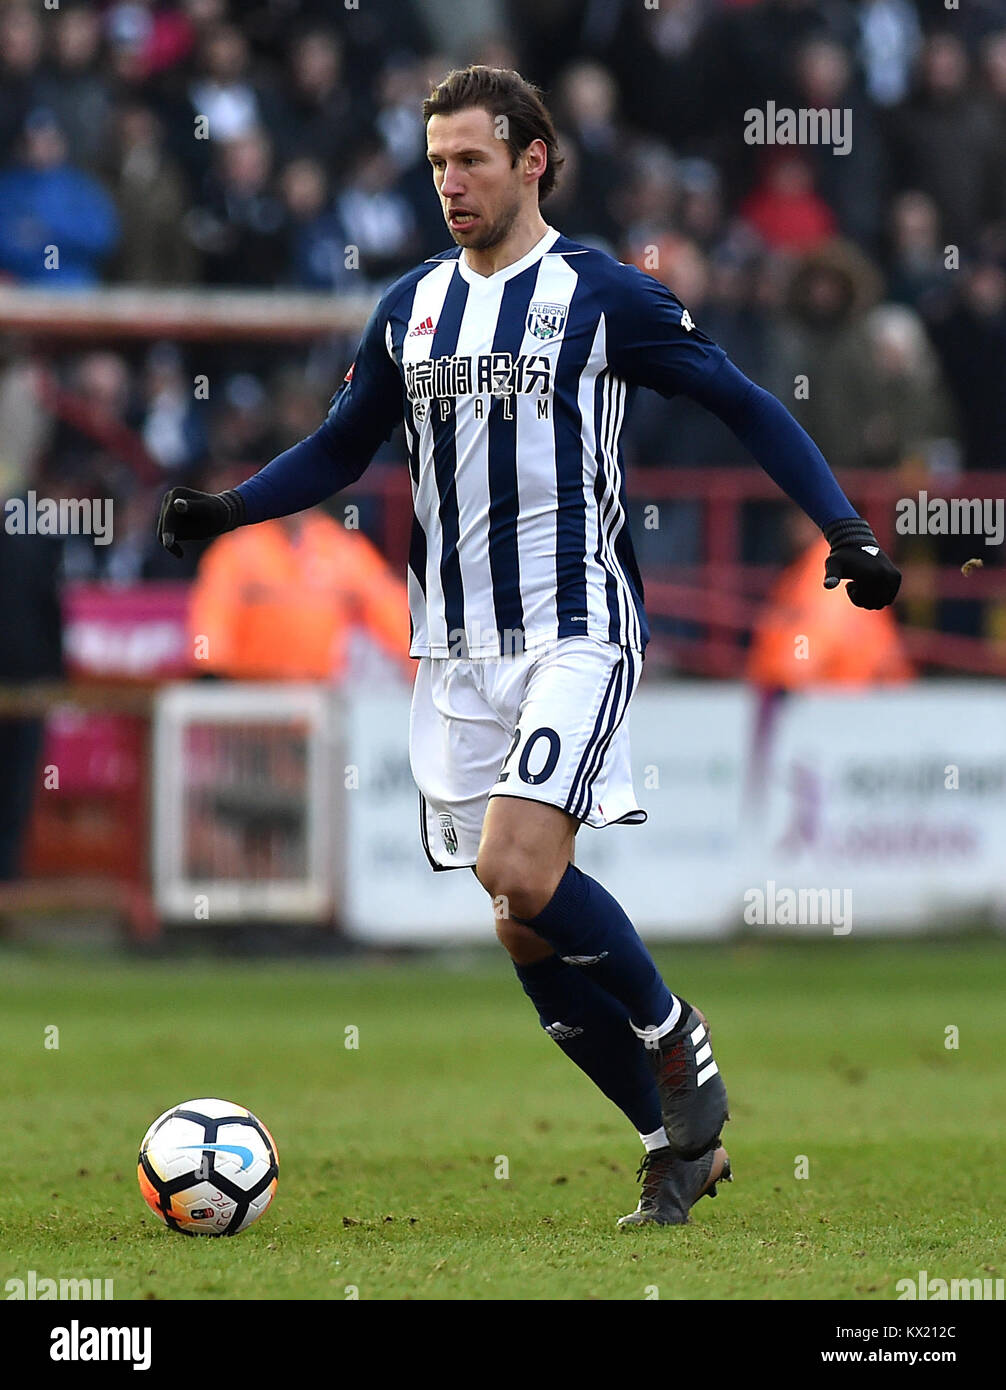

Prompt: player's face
[{"left": 426, "top": 108, "right": 526, "bottom": 251}]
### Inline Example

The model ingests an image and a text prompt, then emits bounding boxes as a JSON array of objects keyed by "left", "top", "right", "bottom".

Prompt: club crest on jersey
[
  {"left": 438, "top": 812, "right": 459, "bottom": 855},
  {"left": 526, "top": 301, "right": 567, "bottom": 341}
]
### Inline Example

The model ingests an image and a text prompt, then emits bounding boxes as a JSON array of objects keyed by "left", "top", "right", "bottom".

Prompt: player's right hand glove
[
  {"left": 822, "top": 517, "right": 901, "bottom": 610},
  {"left": 156, "top": 486, "right": 245, "bottom": 558}
]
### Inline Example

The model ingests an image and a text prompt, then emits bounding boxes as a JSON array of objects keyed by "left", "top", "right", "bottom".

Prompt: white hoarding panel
[{"left": 745, "top": 684, "right": 1006, "bottom": 934}]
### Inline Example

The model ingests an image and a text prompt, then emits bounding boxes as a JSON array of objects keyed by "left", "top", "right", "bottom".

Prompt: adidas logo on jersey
[{"left": 409, "top": 315, "right": 436, "bottom": 337}]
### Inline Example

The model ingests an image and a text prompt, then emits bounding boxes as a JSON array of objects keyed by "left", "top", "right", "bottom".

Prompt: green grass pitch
[{"left": 1, "top": 938, "right": 1002, "bottom": 1301}]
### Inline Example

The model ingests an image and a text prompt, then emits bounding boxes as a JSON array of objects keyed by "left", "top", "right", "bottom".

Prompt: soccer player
[{"left": 157, "top": 66, "right": 901, "bottom": 1227}]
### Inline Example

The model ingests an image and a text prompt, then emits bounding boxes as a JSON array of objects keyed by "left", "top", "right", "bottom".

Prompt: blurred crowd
[{"left": 1, "top": 0, "right": 1005, "bottom": 634}]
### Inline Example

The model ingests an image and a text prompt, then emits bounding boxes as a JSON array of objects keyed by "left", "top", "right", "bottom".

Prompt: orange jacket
[
  {"left": 746, "top": 538, "right": 914, "bottom": 689},
  {"left": 188, "top": 512, "right": 411, "bottom": 681}
]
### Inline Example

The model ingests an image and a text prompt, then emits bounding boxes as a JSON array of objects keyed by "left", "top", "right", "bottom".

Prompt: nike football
[{"left": 137, "top": 1098, "right": 279, "bottom": 1236}]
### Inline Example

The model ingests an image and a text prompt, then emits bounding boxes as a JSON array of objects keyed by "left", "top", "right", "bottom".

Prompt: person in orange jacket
[
  {"left": 188, "top": 506, "right": 412, "bottom": 682},
  {"left": 746, "top": 511, "right": 914, "bottom": 689}
]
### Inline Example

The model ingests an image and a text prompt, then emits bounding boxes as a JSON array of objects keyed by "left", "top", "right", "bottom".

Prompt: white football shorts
[{"left": 410, "top": 635, "right": 647, "bottom": 870}]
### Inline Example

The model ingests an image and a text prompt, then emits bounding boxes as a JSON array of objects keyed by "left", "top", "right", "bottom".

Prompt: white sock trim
[
  {"left": 629, "top": 996, "right": 682, "bottom": 1044},
  {"left": 639, "top": 1126, "right": 669, "bottom": 1152}
]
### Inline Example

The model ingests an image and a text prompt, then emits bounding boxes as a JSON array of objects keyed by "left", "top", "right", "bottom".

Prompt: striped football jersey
[{"left": 325, "top": 225, "right": 727, "bottom": 658}]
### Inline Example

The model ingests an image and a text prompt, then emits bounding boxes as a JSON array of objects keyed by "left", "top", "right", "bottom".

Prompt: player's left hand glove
[{"left": 822, "top": 517, "right": 901, "bottom": 610}]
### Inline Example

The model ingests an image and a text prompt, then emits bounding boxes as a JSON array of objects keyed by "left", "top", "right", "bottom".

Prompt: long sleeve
[
  {"left": 602, "top": 264, "right": 859, "bottom": 529},
  {"left": 236, "top": 287, "right": 405, "bottom": 525},
  {"left": 686, "top": 356, "right": 859, "bottom": 529}
]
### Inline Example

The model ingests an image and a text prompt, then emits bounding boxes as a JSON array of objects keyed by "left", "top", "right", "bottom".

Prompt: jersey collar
[{"left": 454, "top": 225, "right": 561, "bottom": 287}]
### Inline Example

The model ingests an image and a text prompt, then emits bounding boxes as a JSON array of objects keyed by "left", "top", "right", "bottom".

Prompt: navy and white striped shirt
[
  {"left": 236, "top": 225, "right": 858, "bottom": 659},
  {"left": 326, "top": 225, "right": 726, "bottom": 658}
]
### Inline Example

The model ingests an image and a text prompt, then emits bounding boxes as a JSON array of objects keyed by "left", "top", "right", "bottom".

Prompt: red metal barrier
[{"left": 345, "top": 464, "right": 1005, "bottom": 677}]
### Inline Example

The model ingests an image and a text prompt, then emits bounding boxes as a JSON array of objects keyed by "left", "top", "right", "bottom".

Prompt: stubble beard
[{"left": 448, "top": 194, "right": 522, "bottom": 252}]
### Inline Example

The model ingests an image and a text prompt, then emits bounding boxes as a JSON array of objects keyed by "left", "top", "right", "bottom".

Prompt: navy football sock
[
  {"left": 514, "top": 954, "right": 663, "bottom": 1135},
  {"left": 516, "top": 864, "right": 678, "bottom": 1035}
]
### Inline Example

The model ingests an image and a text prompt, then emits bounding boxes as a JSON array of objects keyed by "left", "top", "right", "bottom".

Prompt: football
[{"left": 137, "top": 1098, "right": 279, "bottom": 1236}]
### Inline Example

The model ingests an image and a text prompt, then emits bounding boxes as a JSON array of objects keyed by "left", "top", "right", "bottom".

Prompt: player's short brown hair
[{"left": 422, "top": 65, "right": 564, "bottom": 201}]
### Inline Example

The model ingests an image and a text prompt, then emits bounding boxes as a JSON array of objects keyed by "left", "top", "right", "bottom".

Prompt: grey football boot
[
  {"left": 617, "top": 1144, "right": 732, "bottom": 1228},
  {"left": 645, "top": 1003, "right": 729, "bottom": 1160}
]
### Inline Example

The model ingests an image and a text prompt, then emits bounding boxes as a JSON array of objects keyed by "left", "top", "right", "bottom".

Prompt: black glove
[
  {"left": 822, "top": 517, "right": 901, "bottom": 610},
  {"left": 156, "top": 486, "right": 245, "bottom": 558}
]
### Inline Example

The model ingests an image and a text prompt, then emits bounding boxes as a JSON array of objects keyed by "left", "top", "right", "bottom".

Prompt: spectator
[
  {"left": 860, "top": 303, "right": 958, "bottom": 473},
  {"left": 185, "top": 130, "right": 288, "bottom": 286},
  {"left": 980, "top": 30, "right": 1006, "bottom": 224},
  {"left": 677, "top": 158, "right": 727, "bottom": 254},
  {"left": 35, "top": 4, "right": 112, "bottom": 172},
  {"left": 104, "top": 0, "right": 196, "bottom": 78},
  {"left": 547, "top": 61, "right": 626, "bottom": 246},
  {"left": 0, "top": 351, "right": 50, "bottom": 501},
  {"left": 619, "top": 143, "right": 680, "bottom": 252},
  {"left": 745, "top": 510, "right": 915, "bottom": 689},
  {"left": 373, "top": 56, "right": 432, "bottom": 175},
  {"left": 43, "top": 352, "right": 138, "bottom": 580},
  {"left": 0, "top": 3, "right": 43, "bottom": 166},
  {"left": 279, "top": 29, "right": 372, "bottom": 177},
  {"left": 335, "top": 137, "right": 418, "bottom": 287},
  {"left": 280, "top": 157, "right": 351, "bottom": 291},
  {"left": 601, "top": 0, "right": 707, "bottom": 149},
  {"left": 187, "top": 24, "right": 267, "bottom": 143},
  {"left": 208, "top": 374, "right": 276, "bottom": 464},
  {"left": 181, "top": 0, "right": 228, "bottom": 36},
  {"left": 393, "top": 56, "right": 471, "bottom": 260},
  {"left": 540, "top": 136, "right": 611, "bottom": 251},
  {"left": 109, "top": 104, "right": 198, "bottom": 285},
  {"left": 792, "top": 38, "right": 888, "bottom": 255},
  {"left": 0, "top": 110, "right": 119, "bottom": 288},
  {"left": 468, "top": 33, "right": 522, "bottom": 75},
  {"left": 739, "top": 152, "right": 838, "bottom": 255},
  {"left": 774, "top": 240, "right": 883, "bottom": 471},
  {"left": 691, "top": 0, "right": 857, "bottom": 202},
  {"left": 623, "top": 236, "right": 764, "bottom": 473},
  {"left": 187, "top": 508, "right": 413, "bottom": 682},
  {"left": 925, "top": 257, "right": 1006, "bottom": 471},
  {"left": 138, "top": 341, "right": 208, "bottom": 478},
  {"left": 105, "top": 8, "right": 160, "bottom": 102},
  {"left": 258, "top": 369, "right": 330, "bottom": 462},
  {"left": 887, "top": 33, "right": 1001, "bottom": 252},
  {"left": 505, "top": 0, "right": 631, "bottom": 90},
  {"left": 45, "top": 350, "right": 134, "bottom": 488},
  {"left": 885, "top": 190, "right": 951, "bottom": 311},
  {"left": 325, "top": 0, "right": 433, "bottom": 100},
  {"left": 857, "top": 0, "right": 921, "bottom": 107}
]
